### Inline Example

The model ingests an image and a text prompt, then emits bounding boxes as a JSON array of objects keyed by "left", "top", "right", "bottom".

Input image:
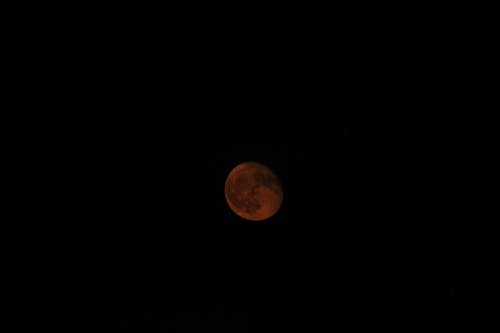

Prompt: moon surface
[{"left": 225, "top": 161, "right": 283, "bottom": 221}]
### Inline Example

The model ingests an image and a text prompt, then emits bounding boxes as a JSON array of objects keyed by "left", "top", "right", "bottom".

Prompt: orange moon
[{"left": 225, "top": 161, "right": 283, "bottom": 221}]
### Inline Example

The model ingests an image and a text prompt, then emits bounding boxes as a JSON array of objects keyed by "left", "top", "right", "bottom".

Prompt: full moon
[{"left": 225, "top": 161, "right": 283, "bottom": 221}]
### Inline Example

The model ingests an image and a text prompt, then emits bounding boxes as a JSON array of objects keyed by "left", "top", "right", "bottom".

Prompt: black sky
[{"left": 20, "top": 7, "right": 485, "bottom": 331}]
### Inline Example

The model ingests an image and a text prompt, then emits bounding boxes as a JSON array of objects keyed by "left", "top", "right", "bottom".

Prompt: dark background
[{"left": 14, "top": 5, "right": 488, "bottom": 331}]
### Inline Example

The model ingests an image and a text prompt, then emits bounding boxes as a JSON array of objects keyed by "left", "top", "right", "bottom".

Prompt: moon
[{"left": 225, "top": 161, "right": 283, "bottom": 221}]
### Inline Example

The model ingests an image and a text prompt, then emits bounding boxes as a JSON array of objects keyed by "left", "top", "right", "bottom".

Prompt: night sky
[{"left": 22, "top": 7, "right": 484, "bottom": 331}]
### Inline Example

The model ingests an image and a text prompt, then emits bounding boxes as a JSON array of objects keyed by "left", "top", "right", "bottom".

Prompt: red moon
[{"left": 225, "top": 161, "right": 283, "bottom": 221}]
